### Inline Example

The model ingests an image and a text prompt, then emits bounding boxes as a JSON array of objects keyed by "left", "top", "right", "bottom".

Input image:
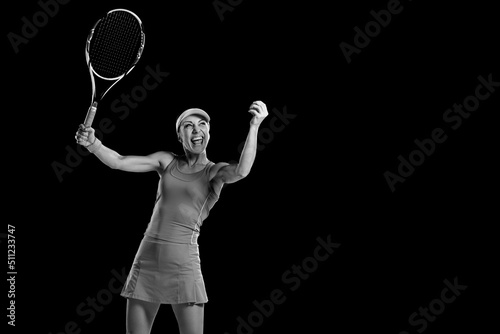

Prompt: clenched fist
[
  {"left": 75, "top": 124, "right": 96, "bottom": 147},
  {"left": 248, "top": 101, "right": 268, "bottom": 126}
]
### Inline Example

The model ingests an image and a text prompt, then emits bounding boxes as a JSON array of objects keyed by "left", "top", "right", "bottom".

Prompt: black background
[{"left": 5, "top": 0, "right": 498, "bottom": 333}]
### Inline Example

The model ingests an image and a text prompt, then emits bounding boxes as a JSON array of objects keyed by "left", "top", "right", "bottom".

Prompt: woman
[{"left": 75, "top": 101, "right": 268, "bottom": 334}]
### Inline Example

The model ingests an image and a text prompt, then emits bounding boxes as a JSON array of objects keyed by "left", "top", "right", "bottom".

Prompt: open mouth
[{"left": 191, "top": 136, "right": 204, "bottom": 145}]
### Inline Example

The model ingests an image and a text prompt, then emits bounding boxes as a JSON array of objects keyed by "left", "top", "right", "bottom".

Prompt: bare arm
[
  {"left": 75, "top": 125, "right": 174, "bottom": 173},
  {"left": 95, "top": 146, "right": 173, "bottom": 173},
  {"left": 212, "top": 101, "right": 268, "bottom": 185}
]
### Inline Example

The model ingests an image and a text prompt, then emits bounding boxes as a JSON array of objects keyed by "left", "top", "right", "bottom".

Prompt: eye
[{"left": 184, "top": 123, "right": 193, "bottom": 129}]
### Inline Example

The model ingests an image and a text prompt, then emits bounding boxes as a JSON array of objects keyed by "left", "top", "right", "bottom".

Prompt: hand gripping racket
[{"left": 83, "top": 9, "right": 145, "bottom": 127}]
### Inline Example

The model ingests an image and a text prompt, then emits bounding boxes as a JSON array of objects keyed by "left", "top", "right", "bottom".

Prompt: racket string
[{"left": 90, "top": 11, "right": 143, "bottom": 78}]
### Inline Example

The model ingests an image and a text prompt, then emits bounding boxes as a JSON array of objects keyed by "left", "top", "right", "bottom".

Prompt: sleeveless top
[{"left": 144, "top": 156, "right": 220, "bottom": 244}]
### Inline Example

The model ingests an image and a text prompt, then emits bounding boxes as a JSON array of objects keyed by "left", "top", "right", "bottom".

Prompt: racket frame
[{"left": 83, "top": 8, "right": 145, "bottom": 127}]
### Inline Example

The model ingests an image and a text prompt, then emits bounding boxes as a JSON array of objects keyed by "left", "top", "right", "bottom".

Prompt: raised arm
[
  {"left": 211, "top": 101, "right": 268, "bottom": 185},
  {"left": 75, "top": 125, "right": 174, "bottom": 173}
]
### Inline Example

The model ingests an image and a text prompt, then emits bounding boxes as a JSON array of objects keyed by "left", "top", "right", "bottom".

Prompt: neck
[{"left": 183, "top": 150, "right": 208, "bottom": 167}]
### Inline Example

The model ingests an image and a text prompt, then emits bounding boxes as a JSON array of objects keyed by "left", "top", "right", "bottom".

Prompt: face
[{"left": 178, "top": 115, "right": 210, "bottom": 153}]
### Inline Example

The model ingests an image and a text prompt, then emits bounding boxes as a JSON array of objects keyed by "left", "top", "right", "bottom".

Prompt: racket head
[{"left": 85, "top": 9, "right": 145, "bottom": 81}]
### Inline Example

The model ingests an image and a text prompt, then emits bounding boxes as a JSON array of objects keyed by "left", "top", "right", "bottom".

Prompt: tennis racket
[{"left": 83, "top": 8, "right": 145, "bottom": 127}]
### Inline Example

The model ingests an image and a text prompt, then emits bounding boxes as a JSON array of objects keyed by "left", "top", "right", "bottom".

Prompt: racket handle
[{"left": 84, "top": 102, "right": 98, "bottom": 127}]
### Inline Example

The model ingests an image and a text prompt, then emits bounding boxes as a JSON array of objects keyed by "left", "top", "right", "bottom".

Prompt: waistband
[{"left": 143, "top": 231, "right": 199, "bottom": 245}]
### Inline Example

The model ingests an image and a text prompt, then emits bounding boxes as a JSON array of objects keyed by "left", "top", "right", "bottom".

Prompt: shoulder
[
  {"left": 208, "top": 162, "right": 231, "bottom": 193},
  {"left": 151, "top": 151, "right": 176, "bottom": 172},
  {"left": 208, "top": 162, "right": 231, "bottom": 180}
]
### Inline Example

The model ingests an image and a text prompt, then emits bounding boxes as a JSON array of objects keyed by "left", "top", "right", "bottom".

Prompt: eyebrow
[{"left": 182, "top": 119, "right": 208, "bottom": 125}]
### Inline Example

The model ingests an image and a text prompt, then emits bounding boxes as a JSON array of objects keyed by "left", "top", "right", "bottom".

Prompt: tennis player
[{"left": 75, "top": 101, "right": 268, "bottom": 334}]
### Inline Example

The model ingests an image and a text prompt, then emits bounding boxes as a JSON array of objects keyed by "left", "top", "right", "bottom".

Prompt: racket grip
[{"left": 84, "top": 102, "right": 98, "bottom": 127}]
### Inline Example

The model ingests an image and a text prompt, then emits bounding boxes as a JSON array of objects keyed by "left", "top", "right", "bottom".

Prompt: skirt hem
[{"left": 120, "top": 292, "right": 208, "bottom": 305}]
